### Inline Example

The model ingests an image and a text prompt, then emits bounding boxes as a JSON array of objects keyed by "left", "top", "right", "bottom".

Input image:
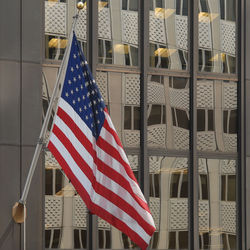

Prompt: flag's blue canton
[{"left": 61, "top": 33, "right": 105, "bottom": 139}]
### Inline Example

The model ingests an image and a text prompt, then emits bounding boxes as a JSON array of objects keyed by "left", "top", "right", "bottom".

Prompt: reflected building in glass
[{"left": 1, "top": 0, "right": 250, "bottom": 249}]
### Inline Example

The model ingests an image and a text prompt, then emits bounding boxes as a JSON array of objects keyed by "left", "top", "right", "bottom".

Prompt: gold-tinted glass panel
[
  {"left": 98, "top": 0, "right": 139, "bottom": 66},
  {"left": 149, "top": 0, "right": 188, "bottom": 70},
  {"left": 149, "top": 156, "right": 189, "bottom": 249},
  {"left": 198, "top": 0, "right": 236, "bottom": 73},
  {"left": 198, "top": 158, "right": 236, "bottom": 249},
  {"left": 197, "top": 80, "right": 237, "bottom": 152},
  {"left": 147, "top": 75, "right": 189, "bottom": 150}
]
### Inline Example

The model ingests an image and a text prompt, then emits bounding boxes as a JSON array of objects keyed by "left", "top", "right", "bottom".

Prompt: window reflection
[
  {"left": 98, "top": 0, "right": 139, "bottom": 66},
  {"left": 198, "top": 0, "right": 236, "bottom": 73},
  {"left": 149, "top": 157, "right": 189, "bottom": 249},
  {"left": 149, "top": 0, "right": 188, "bottom": 70},
  {"left": 147, "top": 76, "right": 189, "bottom": 150},
  {"left": 45, "top": 35, "right": 67, "bottom": 60},
  {"left": 74, "top": 229, "right": 87, "bottom": 248},
  {"left": 222, "top": 233, "right": 236, "bottom": 249},
  {"left": 198, "top": 159, "right": 236, "bottom": 250},
  {"left": 122, "top": 73, "right": 140, "bottom": 147},
  {"left": 197, "top": 80, "right": 237, "bottom": 152},
  {"left": 98, "top": 39, "right": 112, "bottom": 64},
  {"left": 124, "top": 106, "right": 140, "bottom": 130}
]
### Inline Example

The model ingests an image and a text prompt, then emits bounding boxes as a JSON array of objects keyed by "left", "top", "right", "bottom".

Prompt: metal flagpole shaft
[
  {"left": 19, "top": 14, "right": 79, "bottom": 205},
  {"left": 11, "top": 13, "right": 80, "bottom": 225}
]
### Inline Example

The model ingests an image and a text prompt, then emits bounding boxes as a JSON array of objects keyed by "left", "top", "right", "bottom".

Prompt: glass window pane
[
  {"left": 173, "top": 77, "right": 188, "bottom": 89},
  {"left": 179, "top": 231, "right": 188, "bottom": 249},
  {"left": 74, "top": 230, "right": 80, "bottom": 249},
  {"left": 223, "top": 110, "right": 228, "bottom": 133},
  {"left": 149, "top": 76, "right": 189, "bottom": 151},
  {"left": 134, "top": 107, "right": 140, "bottom": 130},
  {"left": 99, "top": 230, "right": 104, "bottom": 248},
  {"left": 197, "top": 109, "right": 205, "bottom": 131},
  {"left": 168, "top": 232, "right": 176, "bottom": 249},
  {"left": 199, "top": 159, "right": 236, "bottom": 249},
  {"left": 198, "top": 0, "right": 236, "bottom": 73},
  {"left": 200, "top": 174, "right": 208, "bottom": 200},
  {"left": 122, "top": 73, "right": 140, "bottom": 148},
  {"left": 98, "top": 0, "right": 139, "bottom": 66},
  {"left": 221, "top": 175, "right": 226, "bottom": 201},
  {"left": 180, "top": 173, "right": 188, "bottom": 197},
  {"left": 170, "top": 173, "right": 180, "bottom": 198},
  {"left": 45, "top": 230, "right": 51, "bottom": 248},
  {"left": 45, "top": 1, "right": 87, "bottom": 60},
  {"left": 208, "top": 110, "right": 214, "bottom": 131},
  {"left": 129, "top": 0, "right": 138, "bottom": 11},
  {"left": 45, "top": 169, "right": 53, "bottom": 195},
  {"left": 122, "top": 0, "right": 128, "bottom": 10},
  {"left": 55, "top": 169, "right": 62, "bottom": 194},
  {"left": 229, "top": 109, "right": 237, "bottom": 134},
  {"left": 150, "top": 157, "right": 188, "bottom": 249},
  {"left": 124, "top": 106, "right": 132, "bottom": 129},
  {"left": 197, "top": 80, "right": 237, "bottom": 152},
  {"left": 106, "top": 230, "right": 111, "bottom": 248},
  {"left": 148, "top": 105, "right": 162, "bottom": 126},
  {"left": 176, "top": 109, "right": 189, "bottom": 129},
  {"left": 228, "top": 175, "right": 236, "bottom": 201},
  {"left": 172, "top": 107, "right": 177, "bottom": 126},
  {"left": 149, "top": 0, "right": 188, "bottom": 70},
  {"left": 228, "top": 234, "right": 236, "bottom": 249},
  {"left": 51, "top": 229, "right": 61, "bottom": 248}
]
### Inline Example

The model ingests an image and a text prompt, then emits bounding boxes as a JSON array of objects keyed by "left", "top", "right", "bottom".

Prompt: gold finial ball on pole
[{"left": 77, "top": 1, "right": 85, "bottom": 10}]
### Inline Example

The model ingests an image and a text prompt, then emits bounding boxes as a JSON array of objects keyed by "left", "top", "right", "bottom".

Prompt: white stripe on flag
[
  {"left": 50, "top": 133, "right": 151, "bottom": 243},
  {"left": 58, "top": 98, "right": 146, "bottom": 204},
  {"left": 53, "top": 112, "right": 155, "bottom": 228}
]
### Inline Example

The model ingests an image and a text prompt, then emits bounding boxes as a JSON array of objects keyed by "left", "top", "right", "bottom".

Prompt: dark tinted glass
[
  {"left": 176, "top": 109, "right": 189, "bottom": 129},
  {"left": 134, "top": 107, "right": 140, "bottom": 130},
  {"left": 124, "top": 106, "right": 132, "bottom": 129},
  {"left": 197, "top": 109, "right": 205, "bottom": 131},
  {"left": 45, "top": 230, "right": 51, "bottom": 248},
  {"left": 148, "top": 105, "right": 162, "bottom": 125},
  {"left": 180, "top": 173, "right": 188, "bottom": 197},
  {"left": 45, "top": 169, "right": 53, "bottom": 195},
  {"left": 55, "top": 169, "right": 62, "bottom": 194},
  {"left": 228, "top": 175, "right": 236, "bottom": 201},
  {"left": 179, "top": 231, "right": 188, "bottom": 249},
  {"left": 52, "top": 229, "right": 61, "bottom": 248},
  {"left": 169, "top": 232, "right": 176, "bottom": 249},
  {"left": 208, "top": 110, "right": 214, "bottom": 131},
  {"left": 170, "top": 173, "right": 180, "bottom": 198}
]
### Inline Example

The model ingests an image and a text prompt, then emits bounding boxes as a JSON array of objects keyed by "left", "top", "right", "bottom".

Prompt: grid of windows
[{"left": 43, "top": 0, "right": 239, "bottom": 249}]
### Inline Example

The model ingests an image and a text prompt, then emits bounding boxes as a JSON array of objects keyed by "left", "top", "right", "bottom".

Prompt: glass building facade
[{"left": 1, "top": 0, "right": 250, "bottom": 249}]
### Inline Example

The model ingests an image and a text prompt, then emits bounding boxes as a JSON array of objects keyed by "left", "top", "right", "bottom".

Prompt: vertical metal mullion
[
  {"left": 139, "top": 0, "right": 149, "bottom": 199},
  {"left": 237, "top": 0, "right": 245, "bottom": 248},
  {"left": 87, "top": 0, "right": 98, "bottom": 249},
  {"left": 188, "top": 0, "right": 199, "bottom": 249}
]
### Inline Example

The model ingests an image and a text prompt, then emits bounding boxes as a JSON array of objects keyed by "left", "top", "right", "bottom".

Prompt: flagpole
[{"left": 12, "top": 4, "right": 83, "bottom": 223}]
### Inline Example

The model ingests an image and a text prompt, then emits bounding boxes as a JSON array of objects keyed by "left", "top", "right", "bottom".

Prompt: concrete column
[{"left": 0, "top": 1, "right": 43, "bottom": 250}]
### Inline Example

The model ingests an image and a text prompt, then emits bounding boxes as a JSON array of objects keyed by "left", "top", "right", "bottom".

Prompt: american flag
[{"left": 48, "top": 32, "right": 156, "bottom": 249}]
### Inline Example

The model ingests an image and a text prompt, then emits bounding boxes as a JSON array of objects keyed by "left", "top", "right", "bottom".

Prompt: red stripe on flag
[
  {"left": 96, "top": 137, "right": 151, "bottom": 212},
  {"left": 48, "top": 141, "right": 92, "bottom": 209},
  {"left": 57, "top": 107, "right": 95, "bottom": 154},
  {"left": 48, "top": 141, "right": 149, "bottom": 250},
  {"left": 103, "top": 108, "right": 123, "bottom": 148},
  {"left": 57, "top": 106, "right": 150, "bottom": 212},
  {"left": 52, "top": 124, "right": 155, "bottom": 234}
]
